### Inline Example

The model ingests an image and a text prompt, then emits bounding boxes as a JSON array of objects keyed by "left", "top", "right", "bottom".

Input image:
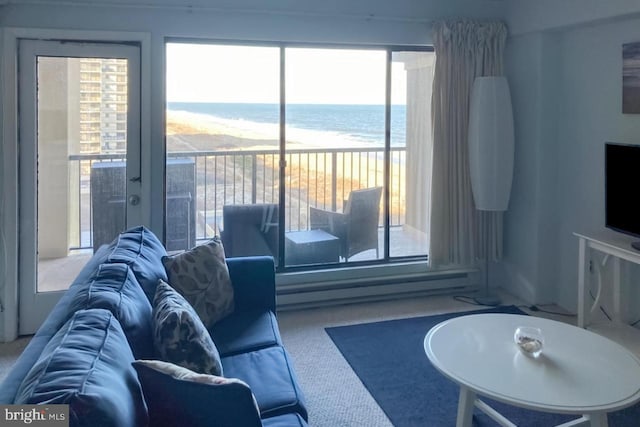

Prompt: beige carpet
[{"left": 0, "top": 336, "right": 31, "bottom": 383}]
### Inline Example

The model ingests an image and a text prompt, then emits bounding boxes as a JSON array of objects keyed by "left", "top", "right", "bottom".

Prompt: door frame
[
  {"left": 0, "top": 28, "right": 152, "bottom": 341},
  {"left": 18, "top": 39, "right": 142, "bottom": 334}
]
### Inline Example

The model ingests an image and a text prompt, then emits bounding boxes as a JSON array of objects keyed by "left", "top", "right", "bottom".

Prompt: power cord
[
  {"left": 586, "top": 289, "right": 640, "bottom": 326},
  {"left": 453, "top": 295, "right": 491, "bottom": 306},
  {"left": 588, "top": 289, "right": 611, "bottom": 321},
  {"left": 453, "top": 271, "right": 634, "bottom": 323},
  {"left": 453, "top": 295, "right": 577, "bottom": 317},
  {"left": 518, "top": 304, "right": 576, "bottom": 318}
]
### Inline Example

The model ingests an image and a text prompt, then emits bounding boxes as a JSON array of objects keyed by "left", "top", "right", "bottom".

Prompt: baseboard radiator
[{"left": 275, "top": 266, "right": 478, "bottom": 310}]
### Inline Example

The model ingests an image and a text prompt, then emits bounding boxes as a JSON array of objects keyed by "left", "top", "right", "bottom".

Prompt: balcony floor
[{"left": 37, "top": 226, "right": 428, "bottom": 293}]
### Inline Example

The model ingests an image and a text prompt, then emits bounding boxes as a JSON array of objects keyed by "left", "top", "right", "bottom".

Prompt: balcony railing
[{"left": 68, "top": 147, "right": 406, "bottom": 251}]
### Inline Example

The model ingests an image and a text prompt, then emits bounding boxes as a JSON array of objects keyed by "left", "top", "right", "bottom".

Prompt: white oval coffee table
[{"left": 424, "top": 313, "right": 640, "bottom": 427}]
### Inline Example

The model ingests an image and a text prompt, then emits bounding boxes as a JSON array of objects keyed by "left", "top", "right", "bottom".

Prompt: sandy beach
[
  {"left": 167, "top": 110, "right": 313, "bottom": 151},
  {"left": 167, "top": 110, "right": 280, "bottom": 151},
  {"left": 166, "top": 109, "right": 405, "bottom": 232}
]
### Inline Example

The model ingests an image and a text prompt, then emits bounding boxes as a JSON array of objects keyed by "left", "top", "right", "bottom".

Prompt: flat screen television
[{"left": 605, "top": 142, "right": 640, "bottom": 251}]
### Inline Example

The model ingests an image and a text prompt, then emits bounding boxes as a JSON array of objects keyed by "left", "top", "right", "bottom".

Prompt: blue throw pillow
[
  {"left": 14, "top": 309, "right": 148, "bottom": 427},
  {"left": 66, "top": 263, "right": 154, "bottom": 359},
  {"left": 153, "top": 280, "right": 223, "bottom": 376},
  {"left": 132, "top": 360, "right": 261, "bottom": 427},
  {"left": 103, "top": 225, "right": 168, "bottom": 303}
]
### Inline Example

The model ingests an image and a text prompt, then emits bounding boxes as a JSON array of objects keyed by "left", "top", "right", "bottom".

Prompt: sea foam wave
[{"left": 168, "top": 109, "right": 384, "bottom": 149}]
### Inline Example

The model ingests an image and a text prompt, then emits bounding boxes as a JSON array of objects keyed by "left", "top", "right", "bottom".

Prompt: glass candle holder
[{"left": 514, "top": 326, "right": 544, "bottom": 358}]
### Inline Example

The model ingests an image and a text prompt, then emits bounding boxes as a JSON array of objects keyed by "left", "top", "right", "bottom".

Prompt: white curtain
[{"left": 429, "top": 20, "right": 508, "bottom": 267}]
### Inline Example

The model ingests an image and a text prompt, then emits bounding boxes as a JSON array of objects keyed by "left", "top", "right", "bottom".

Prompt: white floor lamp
[{"left": 468, "top": 76, "right": 514, "bottom": 305}]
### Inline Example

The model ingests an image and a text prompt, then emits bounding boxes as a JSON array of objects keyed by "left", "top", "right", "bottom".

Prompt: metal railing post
[
  {"left": 251, "top": 153, "right": 257, "bottom": 203},
  {"left": 331, "top": 151, "right": 337, "bottom": 212}
]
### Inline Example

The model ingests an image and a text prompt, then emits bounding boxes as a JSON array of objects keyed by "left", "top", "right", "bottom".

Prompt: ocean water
[{"left": 167, "top": 102, "right": 406, "bottom": 146}]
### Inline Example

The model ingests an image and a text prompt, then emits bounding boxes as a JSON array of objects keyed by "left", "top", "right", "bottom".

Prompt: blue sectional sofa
[{"left": 0, "top": 226, "right": 308, "bottom": 427}]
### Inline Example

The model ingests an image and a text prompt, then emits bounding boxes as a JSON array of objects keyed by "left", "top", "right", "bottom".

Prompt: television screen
[{"left": 605, "top": 142, "right": 640, "bottom": 239}]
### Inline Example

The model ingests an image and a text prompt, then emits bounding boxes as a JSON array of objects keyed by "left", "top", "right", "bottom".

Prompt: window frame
[{"left": 163, "top": 38, "right": 434, "bottom": 273}]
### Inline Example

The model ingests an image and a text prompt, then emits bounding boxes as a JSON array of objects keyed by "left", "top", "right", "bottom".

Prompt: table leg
[
  {"left": 588, "top": 412, "right": 609, "bottom": 427},
  {"left": 555, "top": 415, "right": 590, "bottom": 427},
  {"left": 555, "top": 415, "right": 591, "bottom": 427},
  {"left": 456, "top": 386, "right": 475, "bottom": 427},
  {"left": 577, "top": 237, "right": 588, "bottom": 328},
  {"left": 612, "top": 257, "right": 622, "bottom": 323}
]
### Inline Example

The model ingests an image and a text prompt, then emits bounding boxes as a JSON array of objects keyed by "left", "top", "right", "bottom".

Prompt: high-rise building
[{"left": 78, "top": 58, "right": 127, "bottom": 154}]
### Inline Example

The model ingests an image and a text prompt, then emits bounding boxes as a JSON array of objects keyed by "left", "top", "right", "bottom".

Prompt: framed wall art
[{"left": 622, "top": 41, "right": 640, "bottom": 113}]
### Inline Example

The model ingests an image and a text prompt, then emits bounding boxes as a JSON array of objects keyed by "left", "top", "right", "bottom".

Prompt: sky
[{"left": 166, "top": 43, "right": 409, "bottom": 105}]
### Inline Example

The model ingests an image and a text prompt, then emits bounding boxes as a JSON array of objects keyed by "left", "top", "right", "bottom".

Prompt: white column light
[
  {"left": 468, "top": 76, "right": 514, "bottom": 306},
  {"left": 468, "top": 76, "right": 514, "bottom": 212}
]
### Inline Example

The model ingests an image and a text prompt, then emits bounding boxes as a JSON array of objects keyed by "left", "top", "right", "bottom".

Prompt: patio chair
[
  {"left": 220, "top": 204, "right": 279, "bottom": 262},
  {"left": 309, "top": 187, "right": 383, "bottom": 261}
]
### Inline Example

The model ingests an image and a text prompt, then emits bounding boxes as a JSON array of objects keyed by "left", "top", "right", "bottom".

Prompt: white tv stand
[{"left": 575, "top": 230, "right": 640, "bottom": 354}]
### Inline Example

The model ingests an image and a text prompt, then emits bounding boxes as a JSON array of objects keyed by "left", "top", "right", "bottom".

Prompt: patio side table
[{"left": 285, "top": 229, "right": 340, "bottom": 266}]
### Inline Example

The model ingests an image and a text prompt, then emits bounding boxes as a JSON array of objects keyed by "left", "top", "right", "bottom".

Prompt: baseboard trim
[{"left": 276, "top": 271, "right": 475, "bottom": 309}]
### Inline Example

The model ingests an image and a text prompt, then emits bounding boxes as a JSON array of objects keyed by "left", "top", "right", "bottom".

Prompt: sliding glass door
[
  {"left": 165, "top": 41, "right": 433, "bottom": 269},
  {"left": 284, "top": 48, "right": 386, "bottom": 266}
]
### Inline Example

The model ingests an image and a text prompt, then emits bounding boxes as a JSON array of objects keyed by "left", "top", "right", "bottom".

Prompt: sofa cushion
[
  {"left": 226, "top": 256, "right": 277, "bottom": 313},
  {"left": 132, "top": 360, "right": 261, "bottom": 427},
  {"left": 66, "top": 263, "right": 154, "bottom": 359},
  {"left": 68, "top": 242, "right": 114, "bottom": 288},
  {"left": 222, "top": 346, "right": 308, "bottom": 420},
  {"left": 14, "top": 309, "right": 148, "bottom": 427},
  {"left": 103, "top": 225, "right": 168, "bottom": 303},
  {"left": 0, "top": 244, "right": 116, "bottom": 404},
  {"left": 263, "top": 413, "right": 309, "bottom": 427},
  {"left": 153, "top": 280, "right": 223, "bottom": 375},
  {"left": 162, "top": 236, "right": 234, "bottom": 328},
  {"left": 211, "top": 309, "right": 282, "bottom": 356}
]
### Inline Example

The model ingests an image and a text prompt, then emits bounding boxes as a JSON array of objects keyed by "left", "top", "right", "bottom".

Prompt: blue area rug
[{"left": 325, "top": 305, "right": 640, "bottom": 426}]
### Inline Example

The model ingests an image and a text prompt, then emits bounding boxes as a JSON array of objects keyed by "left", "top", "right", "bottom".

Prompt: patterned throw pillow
[
  {"left": 152, "top": 280, "right": 223, "bottom": 376},
  {"left": 162, "top": 237, "right": 234, "bottom": 329},
  {"left": 132, "top": 360, "right": 261, "bottom": 427},
  {"left": 134, "top": 359, "right": 250, "bottom": 387}
]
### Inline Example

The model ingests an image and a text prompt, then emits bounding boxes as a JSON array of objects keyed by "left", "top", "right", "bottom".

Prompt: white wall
[
  {"left": 504, "top": 14, "right": 640, "bottom": 315},
  {"left": 506, "top": 0, "right": 640, "bottom": 35},
  {"left": 555, "top": 17, "right": 640, "bottom": 314},
  {"left": 500, "top": 32, "right": 559, "bottom": 304}
]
